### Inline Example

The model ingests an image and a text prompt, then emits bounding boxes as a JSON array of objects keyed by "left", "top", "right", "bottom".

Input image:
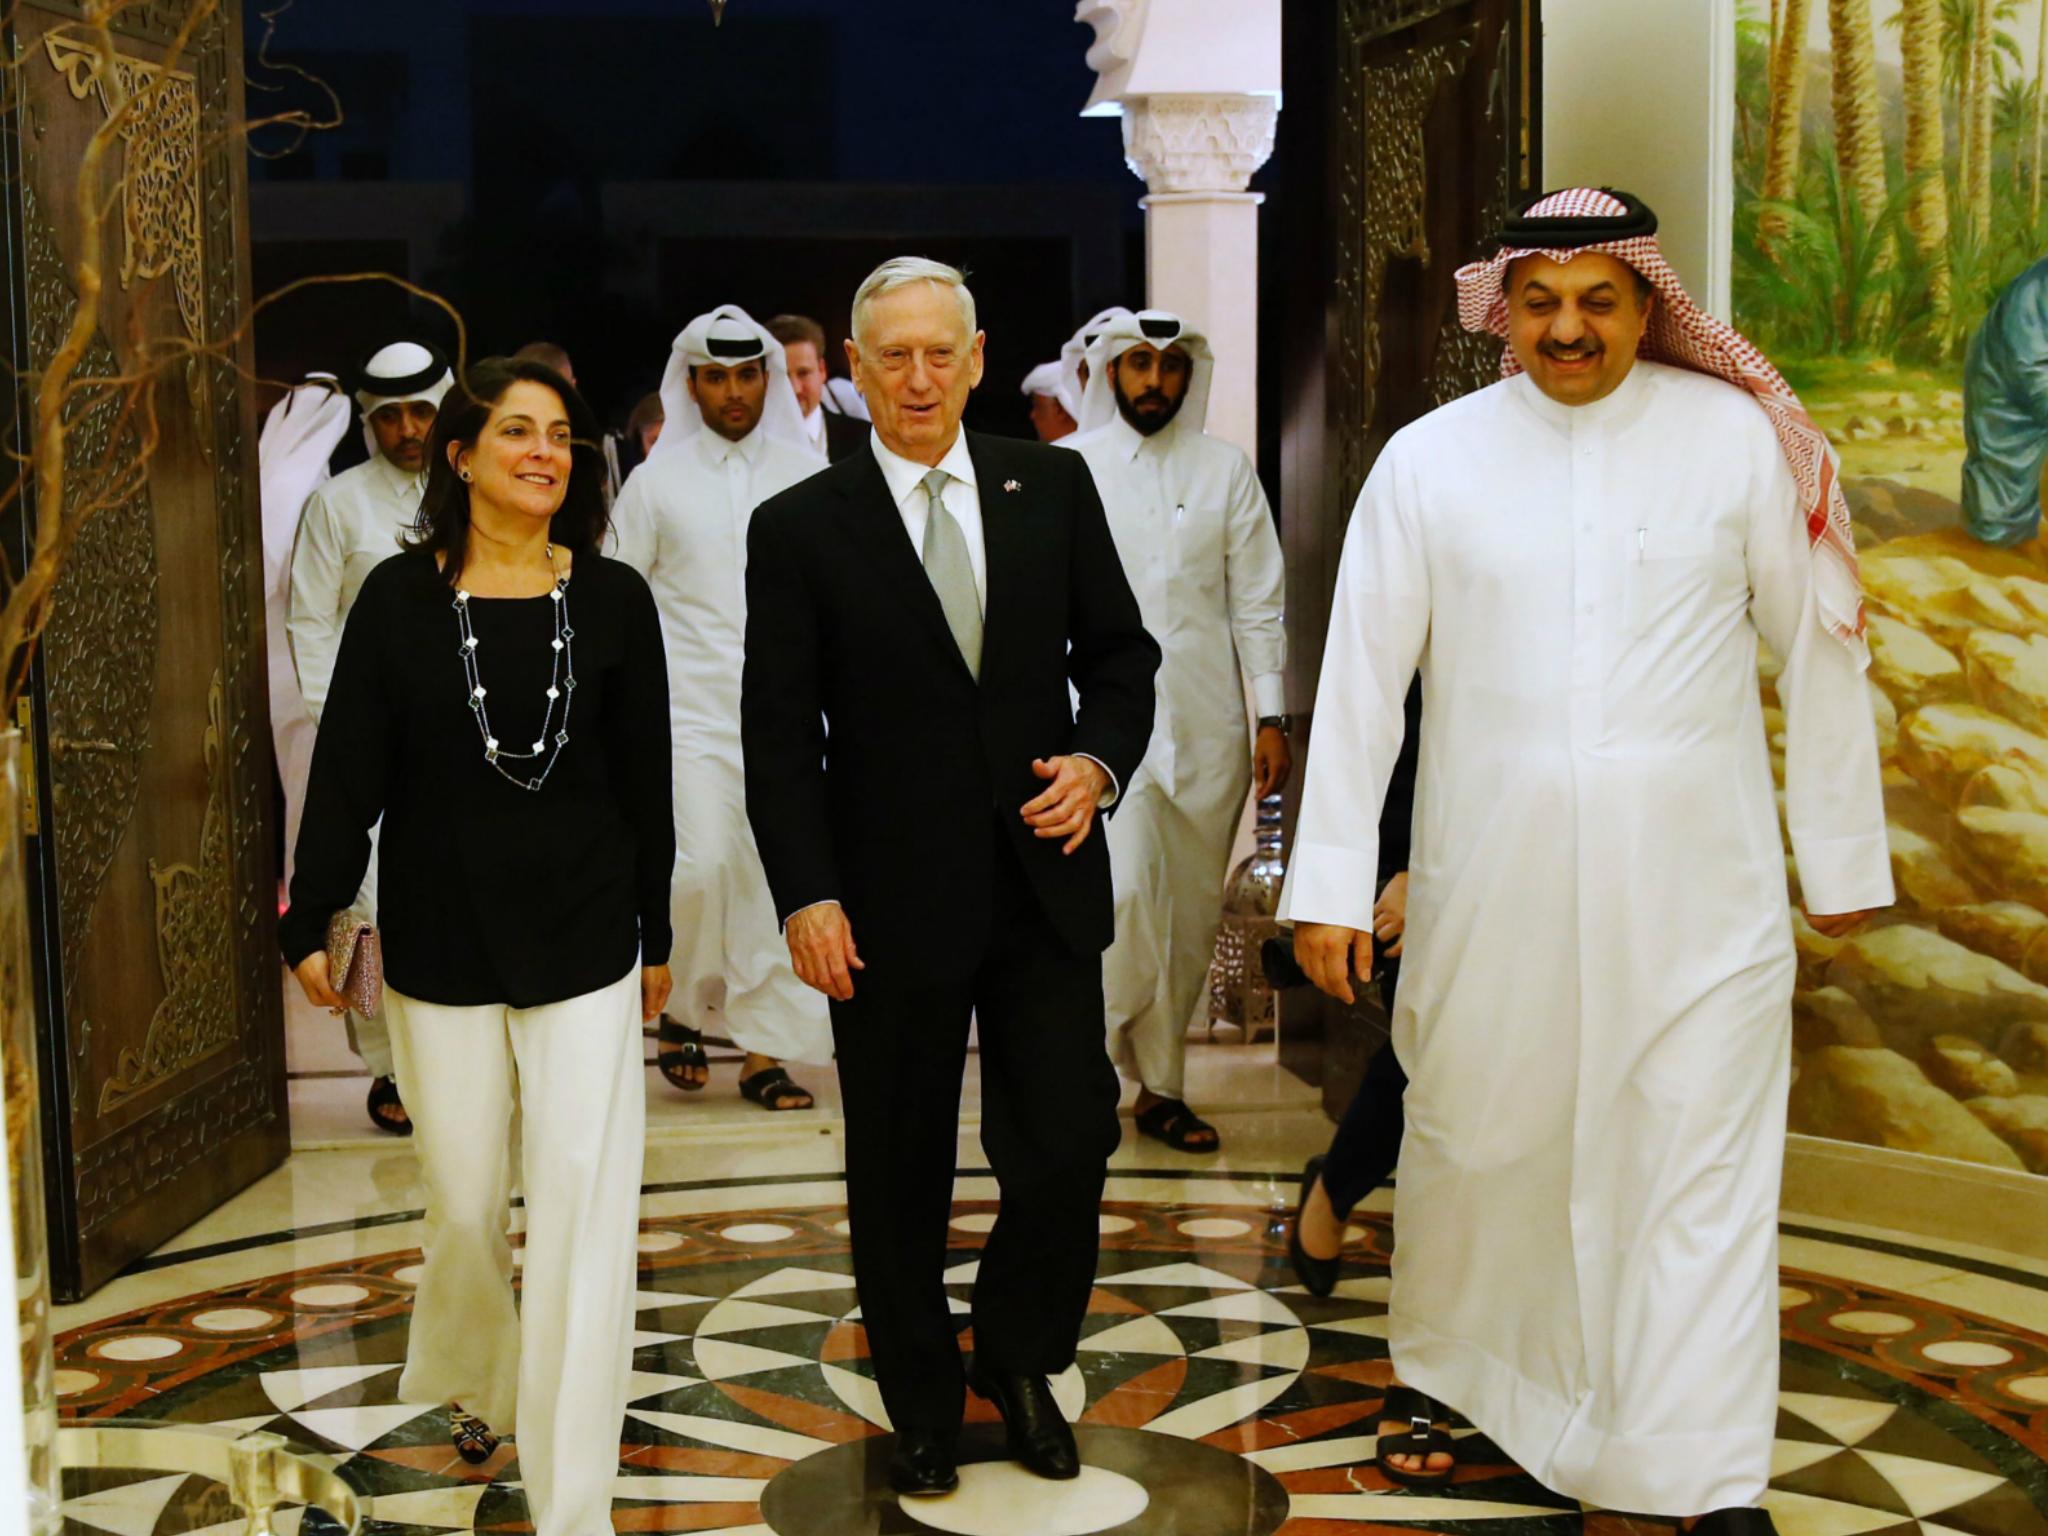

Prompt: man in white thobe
[
  {"left": 288, "top": 339, "right": 452, "bottom": 1136},
  {"left": 260, "top": 373, "right": 350, "bottom": 893},
  {"left": 1021, "top": 361, "right": 1076, "bottom": 442},
  {"left": 1067, "top": 311, "right": 1289, "bottom": 1154},
  {"left": 1283, "top": 189, "right": 1892, "bottom": 1533},
  {"left": 1057, "top": 305, "right": 1131, "bottom": 428},
  {"left": 612, "top": 305, "right": 832, "bottom": 1109}
]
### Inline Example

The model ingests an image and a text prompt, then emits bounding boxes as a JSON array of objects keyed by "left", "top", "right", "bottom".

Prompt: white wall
[{"left": 1542, "top": 0, "right": 1736, "bottom": 319}]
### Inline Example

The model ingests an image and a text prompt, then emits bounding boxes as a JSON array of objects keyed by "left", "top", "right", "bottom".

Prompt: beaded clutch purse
[{"left": 325, "top": 910, "right": 383, "bottom": 1017}]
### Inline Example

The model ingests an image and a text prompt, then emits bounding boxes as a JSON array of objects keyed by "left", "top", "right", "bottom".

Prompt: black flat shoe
[
  {"left": 1288, "top": 1155, "right": 1342, "bottom": 1298},
  {"left": 449, "top": 1406, "right": 498, "bottom": 1465},
  {"left": 969, "top": 1367, "right": 1079, "bottom": 1480},
  {"left": 888, "top": 1428, "right": 959, "bottom": 1497},
  {"left": 1691, "top": 1510, "right": 1778, "bottom": 1536}
]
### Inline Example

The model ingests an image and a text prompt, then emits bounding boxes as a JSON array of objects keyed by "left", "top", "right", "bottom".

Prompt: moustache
[
  {"left": 1132, "top": 390, "right": 1172, "bottom": 411},
  {"left": 1539, "top": 342, "right": 1602, "bottom": 361}
]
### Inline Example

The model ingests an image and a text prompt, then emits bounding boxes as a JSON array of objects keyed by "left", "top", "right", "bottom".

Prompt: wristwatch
[{"left": 1257, "top": 715, "right": 1293, "bottom": 733}]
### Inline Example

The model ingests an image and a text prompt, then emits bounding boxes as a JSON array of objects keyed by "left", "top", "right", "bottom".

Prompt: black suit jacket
[
  {"left": 743, "top": 429, "right": 1160, "bottom": 963},
  {"left": 822, "top": 409, "right": 867, "bottom": 463}
]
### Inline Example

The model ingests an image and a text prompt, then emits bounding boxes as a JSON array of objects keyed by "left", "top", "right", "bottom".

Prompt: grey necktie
[{"left": 919, "top": 469, "right": 982, "bottom": 679}]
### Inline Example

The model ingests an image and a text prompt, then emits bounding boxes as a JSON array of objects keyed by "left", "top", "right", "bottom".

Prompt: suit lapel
[
  {"left": 835, "top": 445, "right": 974, "bottom": 680},
  {"left": 968, "top": 431, "right": 1025, "bottom": 686}
]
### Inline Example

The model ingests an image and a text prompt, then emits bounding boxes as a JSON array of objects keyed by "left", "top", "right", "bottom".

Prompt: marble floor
[{"left": 46, "top": 988, "right": 2048, "bottom": 1536}]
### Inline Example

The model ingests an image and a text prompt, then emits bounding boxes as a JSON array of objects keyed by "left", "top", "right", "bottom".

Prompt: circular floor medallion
[
  {"left": 758, "top": 1426, "right": 1287, "bottom": 1536},
  {"left": 92, "top": 1335, "right": 180, "bottom": 1362},
  {"left": 901, "top": 1462, "right": 1148, "bottom": 1536}
]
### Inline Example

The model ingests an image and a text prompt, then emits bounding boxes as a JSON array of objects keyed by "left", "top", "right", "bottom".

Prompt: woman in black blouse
[{"left": 282, "top": 357, "right": 673, "bottom": 1536}]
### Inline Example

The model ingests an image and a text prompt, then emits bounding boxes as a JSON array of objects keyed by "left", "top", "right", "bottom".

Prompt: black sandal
[
  {"left": 739, "top": 1065, "right": 815, "bottom": 1112},
  {"left": 1135, "top": 1097, "right": 1221, "bottom": 1153},
  {"left": 1288, "top": 1155, "right": 1342, "bottom": 1297},
  {"left": 1376, "top": 1385, "right": 1456, "bottom": 1488},
  {"left": 449, "top": 1406, "right": 498, "bottom": 1465},
  {"left": 657, "top": 1017, "right": 709, "bottom": 1092},
  {"left": 366, "top": 1076, "right": 412, "bottom": 1136}
]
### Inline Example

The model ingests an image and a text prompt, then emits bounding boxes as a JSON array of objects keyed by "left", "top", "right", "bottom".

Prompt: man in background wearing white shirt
[
  {"left": 287, "top": 339, "right": 452, "bottom": 1135},
  {"left": 769, "top": 312, "right": 866, "bottom": 462},
  {"left": 1066, "top": 310, "right": 1290, "bottom": 1155},
  {"left": 613, "top": 305, "right": 832, "bottom": 1112}
]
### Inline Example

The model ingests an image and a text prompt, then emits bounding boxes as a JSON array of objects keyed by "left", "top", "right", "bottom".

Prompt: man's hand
[
  {"left": 1022, "top": 756, "right": 1112, "bottom": 855},
  {"left": 1805, "top": 907, "right": 1878, "bottom": 940},
  {"left": 1373, "top": 872, "right": 1409, "bottom": 958},
  {"left": 1294, "top": 922, "right": 1373, "bottom": 1005},
  {"left": 641, "top": 965, "right": 673, "bottom": 1023},
  {"left": 787, "top": 901, "right": 864, "bottom": 1000},
  {"left": 294, "top": 951, "right": 347, "bottom": 1014},
  {"left": 1253, "top": 726, "right": 1293, "bottom": 799}
]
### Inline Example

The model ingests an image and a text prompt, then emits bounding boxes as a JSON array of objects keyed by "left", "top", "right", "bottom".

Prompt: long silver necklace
[{"left": 453, "top": 542, "right": 575, "bottom": 792}]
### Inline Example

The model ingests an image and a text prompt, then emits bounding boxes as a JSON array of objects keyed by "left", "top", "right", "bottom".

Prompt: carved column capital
[{"left": 1120, "top": 92, "right": 1278, "bottom": 195}]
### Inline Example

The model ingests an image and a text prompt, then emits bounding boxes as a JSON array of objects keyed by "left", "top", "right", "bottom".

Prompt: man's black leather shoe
[
  {"left": 888, "top": 1428, "right": 959, "bottom": 1497},
  {"left": 969, "top": 1368, "right": 1080, "bottom": 1480}
]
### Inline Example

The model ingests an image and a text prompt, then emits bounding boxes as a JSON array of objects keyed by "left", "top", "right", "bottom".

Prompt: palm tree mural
[
  {"left": 1733, "top": 2, "right": 2048, "bottom": 1180},
  {"left": 1969, "top": 0, "right": 1999, "bottom": 242},
  {"left": 1831, "top": 0, "right": 1892, "bottom": 266},
  {"left": 1765, "top": 0, "right": 1817, "bottom": 239},
  {"left": 1901, "top": 0, "right": 1954, "bottom": 314}
]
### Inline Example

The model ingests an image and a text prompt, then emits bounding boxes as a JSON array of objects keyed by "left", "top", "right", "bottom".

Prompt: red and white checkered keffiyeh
[{"left": 1454, "top": 187, "right": 1866, "bottom": 654}]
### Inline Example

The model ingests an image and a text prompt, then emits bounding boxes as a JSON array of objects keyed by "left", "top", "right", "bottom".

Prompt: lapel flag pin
[{"left": 1004, "top": 479, "right": 1021, "bottom": 492}]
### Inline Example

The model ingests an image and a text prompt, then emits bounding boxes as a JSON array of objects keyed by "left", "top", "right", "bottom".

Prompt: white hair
[{"left": 850, "top": 257, "right": 977, "bottom": 350}]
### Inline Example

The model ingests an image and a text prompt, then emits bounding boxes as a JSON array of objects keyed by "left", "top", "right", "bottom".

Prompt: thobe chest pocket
[{"left": 1622, "top": 525, "right": 1729, "bottom": 634}]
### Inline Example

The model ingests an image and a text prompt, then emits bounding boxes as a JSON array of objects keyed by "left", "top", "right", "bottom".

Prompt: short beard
[
  {"left": 1115, "top": 386, "right": 1182, "bottom": 437},
  {"left": 703, "top": 407, "right": 760, "bottom": 443}
]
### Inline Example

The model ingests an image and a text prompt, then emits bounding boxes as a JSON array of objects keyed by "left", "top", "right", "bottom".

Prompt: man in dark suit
[
  {"left": 743, "top": 258, "right": 1159, "bottom": 1498},
  {"left": 768, "top": 312, "right": 869, "bottom": 462}
]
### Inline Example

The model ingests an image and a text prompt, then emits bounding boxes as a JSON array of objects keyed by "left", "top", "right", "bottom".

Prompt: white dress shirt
[
  {"left": 870, "top": 427, "right": 987, "bottom": 608},
  {"left": 800, "top": 402, "right": 828, "bottom": 455}
]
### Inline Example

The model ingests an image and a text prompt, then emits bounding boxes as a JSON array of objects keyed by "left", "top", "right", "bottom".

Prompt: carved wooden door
[
  {"left": 1273, "top": 0, "right": 1538, "bottom": 1080},
  {"left": 2, "top": 0, "right": 288, "bottom": 1299}
]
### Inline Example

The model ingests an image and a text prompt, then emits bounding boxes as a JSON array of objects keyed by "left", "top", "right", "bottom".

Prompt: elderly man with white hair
[
  {"left": 287, "top": 338, "right": 454, "bottom": 1135},
  {"left": 1065, "top": 309, "right": 1290, "bottom": 1155},
  {"left": 742, "top": 257, "right": 1158, "bottom": 1497},
  {"left": 612, "top": 304, "right": 831, "bottom": 1111}
]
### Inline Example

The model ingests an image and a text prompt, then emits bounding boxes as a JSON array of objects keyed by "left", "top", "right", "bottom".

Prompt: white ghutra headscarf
[
  {"left": 649, "top": 305, "right": 817, "bottom": 468},
  {"left": 351, "top": 341, "right": 452, "bottom": 462},
  {"left": 1076, "top": 309, "right": 1216, "bottom": 441}
]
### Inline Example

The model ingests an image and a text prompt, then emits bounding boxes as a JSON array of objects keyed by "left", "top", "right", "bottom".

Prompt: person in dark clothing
[
  {"left": 280, "top": 357, "right": 673, "bottom": 1536},
  {"left": 1290, "top": 677, "right": 1421, "bottom": 1271},
  {"left": 742, "top": 259, "right": 1159, "bottom": 1499}
]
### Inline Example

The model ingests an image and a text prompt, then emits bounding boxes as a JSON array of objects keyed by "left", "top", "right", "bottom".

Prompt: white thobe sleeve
[
  {"left": 609, "top": 470, "right": 659, "bottom": 577},
  {"left": 1277, "top": 450, "right": 1429, "bottom": 932},
  {"left": 1223, "top": 452, "right": 1288, "bottom": 717},
  {"left": 286, "top": 487, "right": 348, "bottom": 726},
  {"left": 1745, "top": 450, "right": 1894, "bottom": 916}
]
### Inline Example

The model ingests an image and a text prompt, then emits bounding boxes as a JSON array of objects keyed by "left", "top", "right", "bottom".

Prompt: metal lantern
[{"left": 1208, "top": 793, "right": 1287, "bottom": 1042}]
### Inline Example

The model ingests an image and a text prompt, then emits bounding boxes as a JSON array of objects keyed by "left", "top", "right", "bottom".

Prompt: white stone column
[{"left": 1120, "top": 92, "right": 1278, "bottom": 459}]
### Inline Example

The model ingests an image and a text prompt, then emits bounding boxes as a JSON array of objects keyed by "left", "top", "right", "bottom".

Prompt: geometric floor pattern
[{"left": 53, "top": 1200, "right": 2048, "bottom": 1536}]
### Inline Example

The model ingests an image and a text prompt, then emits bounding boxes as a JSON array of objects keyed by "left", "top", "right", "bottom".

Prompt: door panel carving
[{"left": 5, "top": 0, "right": 286, "bottom": 1298}]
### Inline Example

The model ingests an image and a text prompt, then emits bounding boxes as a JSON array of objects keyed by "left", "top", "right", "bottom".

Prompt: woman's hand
[
  {"left": 642, "top": 965, "right": 674, "bottom": 1023},
  {"left": 1373, "top": 872, "right": 1410, "bottom": 958},
  {"left": 295, "top": 951, "right": 348, "bottom": 1014}
]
